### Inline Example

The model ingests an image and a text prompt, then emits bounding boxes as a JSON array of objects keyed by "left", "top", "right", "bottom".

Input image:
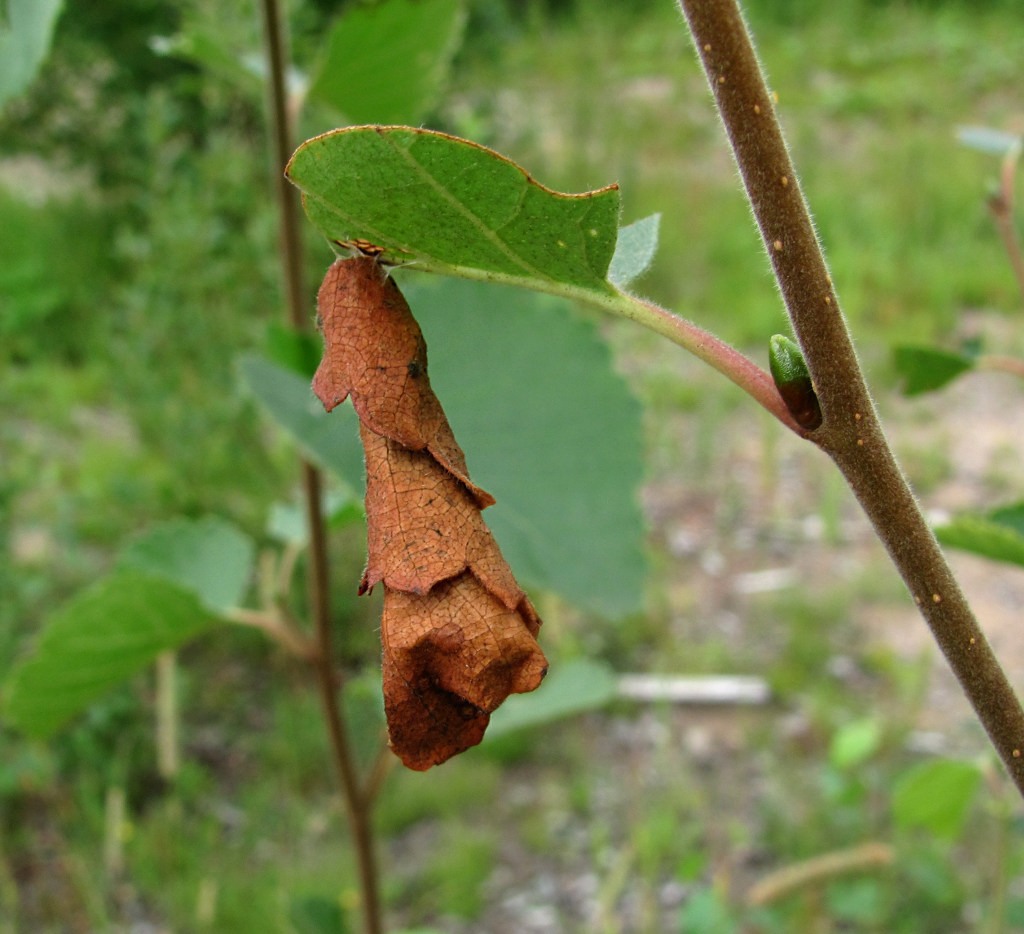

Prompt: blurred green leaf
[
  {"left": 267, "top": 501, "right": 308, "bottom": 545},
  {"left": 287, "top": 895, "right": 349, "bottom": 934},
  {"left": 830, "top": 717, "right": 882, "bottom": 770},
  {"left": 678, "top": 887, "right": 738, "bottom": 934},
  {"left": 486, "top": 658, "right": 618, "bottom": 739},
  {"left": 266, "top": 321, "right": 322, "bottom": 379},
  {"left": 409, "top": 277, "right": 647, "bottom": 617},
  {"left": 935, "top": 513, "right": 1024, "bottom": 569},
  {"left": 150, "top": 30, "right": 263, "bottom": 102},
  {"left": 239, "top": 353, "right": 365, "bottom": 489},
  {"left": 308, "top": 0, "right": 465, "bottom": 126},
  {"left": 892, "top": 345, "right": 975, "bottom": 395},
  {"left": 340, "top": 670, "right": 386, "bottom": 773},
  {"left": 1006, "top": 896, "right": 1024, "bottom": 927},
  {"left": 608, "top": 213, "right": 660, "bottom": 288},
  {"left": 267, "top": 492, "right": 363, "bottom": 546},
  {"left": 286, "top": 126, "right": 620, "bottom": 295},
  {"left": 892, "top": 759, "right": 981, "bottom": 840},
  {"left": 0, "top": 0, "right": 63, "bottom": 109},
  {"left": 3, "top": 572, "right": 221, "bottom": 738},
  {"left": 246, "top": 274, "right": 647, "bottom": 617},
  {"left": 826, "top": 879, "right": 886, "bottom": 925},
  {"left": 117, "top": 516, "right": 255, "bottom": 613},
  {"left": 987, "top": 501, "right": 1024, "bottom": 536},
  {"left": 956, "top": 126, "right": 1022, "bottom": 159}
]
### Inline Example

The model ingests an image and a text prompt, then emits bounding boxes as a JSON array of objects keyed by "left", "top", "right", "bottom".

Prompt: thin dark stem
[
  {"left": 261, "top": 0, "right": 306, "bottom": 331},
  {"left": 678, "top": 0, "right": 1024, "bottom": 795},
  {"left": 988, "top": 195, "right": 1024, "bottom": 309},
  {"left": 305, "top": 466, "right": 383, "bottom": 934},
  {"left": 259, "top": 1, "right": 383, "bottom": 930}
]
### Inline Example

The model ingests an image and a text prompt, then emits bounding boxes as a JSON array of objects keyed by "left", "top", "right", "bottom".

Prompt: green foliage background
[{"left": 3, "top": 0, "right": 1024, "bottom": 931}]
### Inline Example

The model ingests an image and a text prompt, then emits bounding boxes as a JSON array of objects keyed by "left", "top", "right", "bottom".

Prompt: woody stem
[
  {"left": 259, "top": 0, "right": 384, "bottom": 931},
  {"left": 677, "top": 0, "right": 1024, "bottom": 795}
]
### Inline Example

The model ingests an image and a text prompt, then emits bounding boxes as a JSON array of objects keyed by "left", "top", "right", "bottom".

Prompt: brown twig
[
  {"left": 989, "top": 146, "right": 1024, "bottom": 308},
  {"left": 226, "top": 606, "right": 317, "bottom": 660},
  {"left": 259, "top": 1, "right": 383, "bottom": 931},
  {"left": 987, "top": 196, "right": 1024, "bottom": 310},
  {"left": 747, "top": 842, "right": 894, "bottom": 907},
  {"left": 677, "top": 0, "right": 1024, "bottom": 796},
  {"left": 977, "top": 354, "right": 1024, "bottom": 381}
]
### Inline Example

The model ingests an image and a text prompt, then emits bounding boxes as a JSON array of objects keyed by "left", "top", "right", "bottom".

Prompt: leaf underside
[
  {"left": 241, "top": 277, "right": 648, "bottom": 620},
  {"left": 0, "top": 0, "right": 63, "bottom": 109},
  {"left": 409, "top": 276, "right": 647, "bottom": 619},
  {"left": 117, "top": 515, "right": 255, "bottom": 613},
  {"left": 608, "top": 213, "right": 660, "bottom": 288}
]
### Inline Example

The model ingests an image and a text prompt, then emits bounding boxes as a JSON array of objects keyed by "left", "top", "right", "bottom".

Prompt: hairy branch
[{"left": 678, "top": 0, "right": 1024, "bottom": 794}]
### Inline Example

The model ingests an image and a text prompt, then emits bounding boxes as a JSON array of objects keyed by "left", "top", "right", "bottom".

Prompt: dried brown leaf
[
  {"left": 383, "top": 572, "right": 546, "bottom": 770},
  {"left": 313, "top": 257, "right": 493, "bottom": 508},
  {"left": 312, "top": 257, "right": 546, "bottom": 770},
  {"left": 360, "top": 424, "right": 534, "bottom": 604}
]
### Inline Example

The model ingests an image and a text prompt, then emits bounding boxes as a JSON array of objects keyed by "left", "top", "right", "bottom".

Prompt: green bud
[{"left": 769, "top": 335, "right": 822, "bottom": 430}]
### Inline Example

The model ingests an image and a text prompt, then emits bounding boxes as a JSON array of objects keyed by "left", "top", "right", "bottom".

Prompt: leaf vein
[{"left": 381, "top": 132, "right": 551, "bottom": 281}]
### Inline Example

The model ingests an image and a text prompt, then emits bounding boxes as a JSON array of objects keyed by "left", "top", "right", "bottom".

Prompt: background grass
[{"left": 3, "top": 0, "right": 1024, "bottom": 931}]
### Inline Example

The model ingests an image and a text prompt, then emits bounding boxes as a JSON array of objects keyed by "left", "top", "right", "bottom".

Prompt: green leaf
[
  {"left": 826, "top": 879, "right": 886, "bottom": 926},
  {"left": 409, "top": 276, "right": 647, "bottom": 617},
  {"left": 486, "top": 658, "right": 618, "bottom": 740},
  {"left": 3, "top": 572, "right": 221, "bottom": 738},
  {"left": 935, "top": 513, "right": 1024, "bottom": 569},
  {"left": 892, "top": 345, "right": 974, "bottom": 396},
  {"left": 150, "top": 30, "right": 263, "bottom": 103},
  {"left": 829, "top": 717, "right": 882, "bottom": 770},
  {"left": 988, "top": 501, "right": 1024, "bottom": 537},
  {"left": 266, "top": 321, "right": 322, "bottom": 379},
  {"left": 307, "top": 0, "right": 465, "bottom": 126},
  {"left": 0, "top": 0, "right": 63, "bottom": 110},
  {"left": 1007, "top": 897, "right": 1024, "bottom": 928},
  {"left": 117, "top": 516, "right": 255, "bottom": 613},
  {"left": 267, "top": 492, "right": 364, "bottom": 546},
  {"left": 608, "top": 213, "right": 660, "bottom": 288},
  {"left": 340, "top": 671, "right": 386, "bottom": 773},
  {"left": 678, "top": 888, "right": 738, "bottom": 934},
  {"left": 286, "top": 126, "right": 620, "bottom": 295},
  {"left": 287, "top": 895, "right": 349, "bottom": 934},
  {"left": 238, "top": 353, "right": 365, "bottom": 490},
  {"left": 892, "top": 759, "right": 981, "bottom": 840}
]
